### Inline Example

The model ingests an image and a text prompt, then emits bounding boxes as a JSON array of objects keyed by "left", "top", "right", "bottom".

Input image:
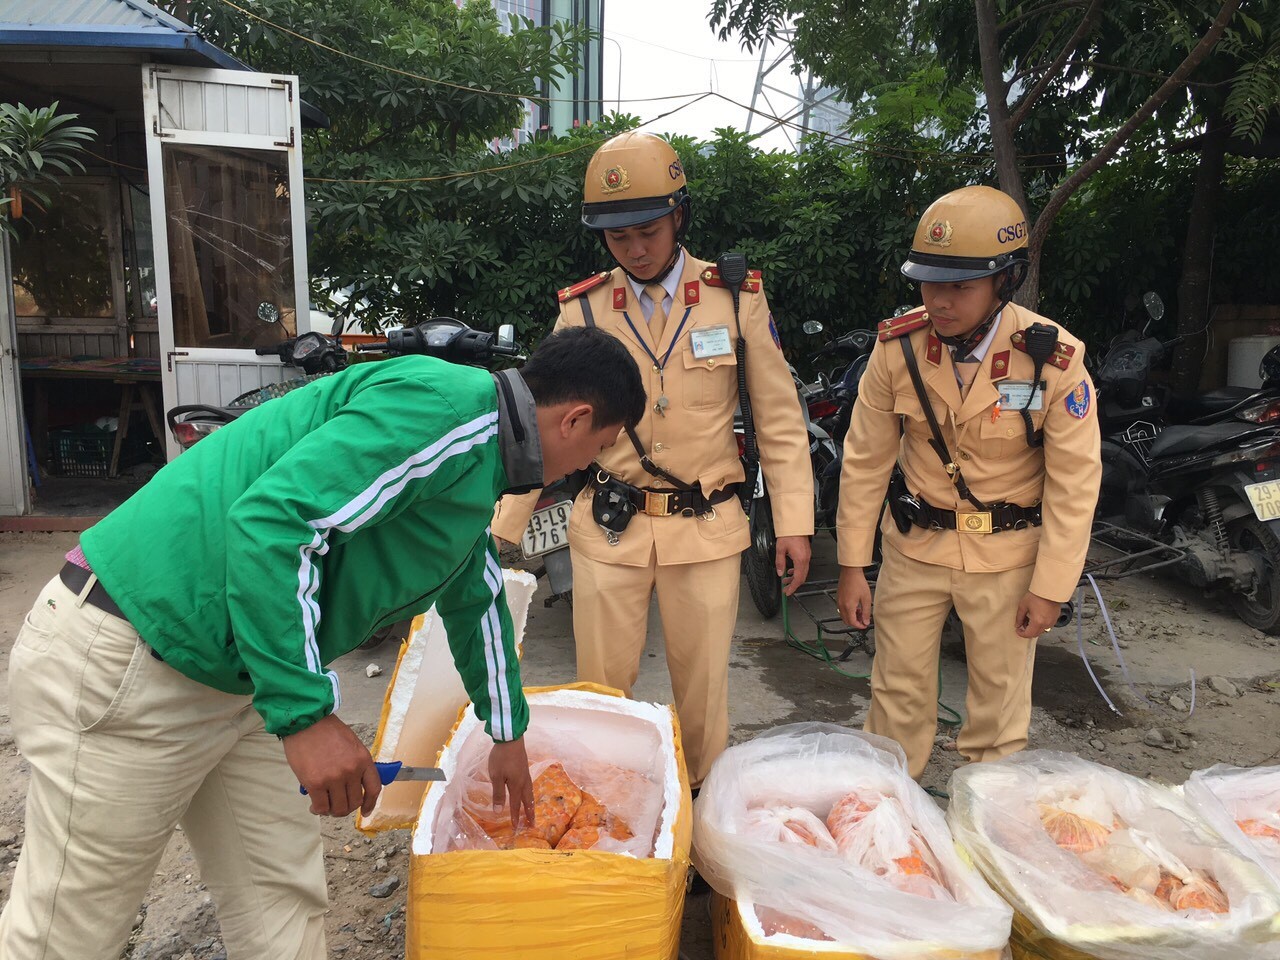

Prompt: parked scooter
[{"left": 1093, "top": 302, "right": 1280, "bottom": 632}]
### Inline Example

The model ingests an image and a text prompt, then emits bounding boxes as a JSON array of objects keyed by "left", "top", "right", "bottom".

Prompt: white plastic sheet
[
  {"left": 1184, "top": 764, "right": 1280, "bottom": 884},
  {"left": 692, "top": 723, "right": 1012, "bottom": 957},
  {"left": 948, "top": 751, "right": 1280, "bottom": 960}
]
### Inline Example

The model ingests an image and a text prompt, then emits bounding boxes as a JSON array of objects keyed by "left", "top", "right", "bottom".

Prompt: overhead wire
[{"left": 203, "top": 0, "right": 1141, "bottom": 177}]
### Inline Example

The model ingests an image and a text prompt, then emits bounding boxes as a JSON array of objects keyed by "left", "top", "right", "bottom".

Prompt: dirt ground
[{"left": 1, "top": 530, "right": 1277, "bottom": 960}]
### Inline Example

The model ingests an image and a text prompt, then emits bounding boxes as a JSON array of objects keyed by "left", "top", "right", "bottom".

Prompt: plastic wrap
[
  {"left": 1184, "top": 764, "right": 1280, "bottom": 886},
  {"left": 693, "top": 723, "right": 1012, "bottom": 957},
  {"left": 948, "top": 751, "right": 1280, "bottom": 960},
  {"left": 442, "top": 753, "right": 658, "bottom": 857}
]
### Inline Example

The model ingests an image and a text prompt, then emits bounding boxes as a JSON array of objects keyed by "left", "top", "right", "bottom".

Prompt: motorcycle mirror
[
  {"left": 497, "top": 323, "right": 516, "bottom": 349},
  {"left": 330, "top": 315, "right": 344, "bottom": 338},
  {"left": 802, "top": 320, "right": 824, "bottom": 336},
  {"left": 1142, "top": 291, "right": 1164, "bottom": 322}
]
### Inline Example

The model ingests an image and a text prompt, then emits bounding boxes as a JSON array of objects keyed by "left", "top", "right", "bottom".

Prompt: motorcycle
[
  {"left": 167, "top": 317, "right": 518, "bottom": 450},
  {"left": 1093, "top": 299, "right": 1280, "bottom": 632}
]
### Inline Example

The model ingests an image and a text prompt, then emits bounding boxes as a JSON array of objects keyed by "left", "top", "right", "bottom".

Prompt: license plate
[
  {"left": 520, "top": 501, "right": 571, "bottom": 558},
  {"left": 1245, "top": 480, "right": 1280, "bottom": 521}
]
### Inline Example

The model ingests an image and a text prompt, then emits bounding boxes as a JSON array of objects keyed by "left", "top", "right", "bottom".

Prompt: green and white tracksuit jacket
[{"left": 81, "top": 358, "right": 537, "bottom": 741}]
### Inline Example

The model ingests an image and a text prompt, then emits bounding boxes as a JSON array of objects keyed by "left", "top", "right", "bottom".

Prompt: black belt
[
  {"left": 590, "top": 473, "right": 739, "bottom": 518},
  {"left": 59, "top": 561, "right": 129, "bottom": 621},
  {"left": 907, "top": 495, "right": 1042, "bottom": 535}
]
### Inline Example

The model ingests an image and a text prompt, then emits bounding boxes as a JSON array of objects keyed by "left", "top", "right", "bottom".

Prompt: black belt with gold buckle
[
  {"left": 590, "top": 473, "right": 737, "bottom": 518},
  {"left": 909, "top": 497, "right": 1042, "bottom": 534}
]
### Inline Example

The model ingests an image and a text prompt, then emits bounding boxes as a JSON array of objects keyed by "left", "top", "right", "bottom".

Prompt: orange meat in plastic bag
[
  {"left": 512, "top": 762, "right": 583, "bottom": 849},
  {"left": 1039, "top": 805, "right": 1112, "bottom": 855},
  {"left": 1154, "top": 870, "right": 1230, "bottom": 914},
  {"left": 826, "top": 791, "right": 876, "bottom": 843},
  {"left": 756, "top": 906, "right": 834, "bottom": 941},
  {"left": 555, "top": 791, "right": 634, "bottom": 851},
  {"left": 1237, "top": 818, "right": 1280, "bottom": 840}
]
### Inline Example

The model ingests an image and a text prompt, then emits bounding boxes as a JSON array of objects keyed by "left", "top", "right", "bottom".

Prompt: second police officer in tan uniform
[
  {"left": 837, "top": 186, "right": 1102, "bottom": 780},
  {"left": 494, "top": 132, "right": 814, "bottom": 787}
]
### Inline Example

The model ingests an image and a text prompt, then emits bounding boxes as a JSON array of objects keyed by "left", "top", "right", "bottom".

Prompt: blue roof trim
[{"left": 0, "top": 24, "right": 249, "bottom": 71}]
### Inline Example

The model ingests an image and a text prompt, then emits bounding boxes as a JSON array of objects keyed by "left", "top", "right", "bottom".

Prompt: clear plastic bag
[
  {"left": 433, "top": 721, "right": 665, "bottom": 858},
  {"left": 1184, "top": 764, "right": 1280, "bottom": 885},
  {"left": 948, "top": 751, "right": 1280, "bottom": 960},
  {"left": 692, "top": 723, "right": 1012, "bottom": 956}
]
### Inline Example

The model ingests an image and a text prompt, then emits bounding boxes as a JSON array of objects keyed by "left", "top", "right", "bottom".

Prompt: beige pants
[
  {"left": 571, "top": 546, "right": 740, "bottom": 787},
  {"left": 867, "top": 545, "right": 1038, "bottom": 780},
  {"left": 0, "top": 576, "right": 327, "bottom": 960}
]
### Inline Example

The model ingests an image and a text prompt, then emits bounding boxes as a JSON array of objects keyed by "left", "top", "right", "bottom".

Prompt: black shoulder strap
[
  {"left": 577, "top": 294, "right": 694, "bottom": 490},
  {"left": 897, "top": 335, "right": 986, "bottom": 511}
]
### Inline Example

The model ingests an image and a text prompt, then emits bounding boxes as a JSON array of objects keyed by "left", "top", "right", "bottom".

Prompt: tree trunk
[
  {"left": 1171, "top": 108, "right": 1229, "bottom": 392},
  {"left": 974, "top": 0, "right": 1029, "bottom": 217},
  {"left": 1021, "top": 233, "right": 1044, "bottom": 310}
]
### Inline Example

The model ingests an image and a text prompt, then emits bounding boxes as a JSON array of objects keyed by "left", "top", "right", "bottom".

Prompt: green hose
[{"left": 780, "top": 588, "right": 963, "bottom": 728}]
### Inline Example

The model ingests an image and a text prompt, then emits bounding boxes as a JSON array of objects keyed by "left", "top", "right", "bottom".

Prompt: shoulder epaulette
[
  {"left": 877, "top": 307, "right": 930, "bottom": 342},
  {"left": 1011, "top": 330, "right": 1077, "bottom": 371},
  {"left": 557, "top": 271, "right": 612, "bottom": 303},
  {"left": 700, "top": 266, "right": 762, "bottom": 293}
]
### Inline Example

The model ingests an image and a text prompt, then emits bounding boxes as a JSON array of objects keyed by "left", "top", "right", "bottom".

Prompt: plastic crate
[{"left": 51, "top": 429, "right": 112, "bottom": 479}]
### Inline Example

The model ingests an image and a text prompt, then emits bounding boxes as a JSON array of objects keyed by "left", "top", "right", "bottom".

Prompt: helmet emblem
[
  {"left": 600, "top": 165, "right": 630, "bottom": 194},
  {"left": 668, "top": 160, "right": 684, "bottom": 180},
  {"left": 925, "top": 220, "right": 953, "bottom": 247}
]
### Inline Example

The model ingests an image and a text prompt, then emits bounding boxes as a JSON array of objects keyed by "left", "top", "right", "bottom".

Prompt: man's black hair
[{"left": 522, "top": 326, "right": 646, "bottom": 430}]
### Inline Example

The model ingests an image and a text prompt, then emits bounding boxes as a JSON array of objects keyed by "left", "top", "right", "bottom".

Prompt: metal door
[
  {"left": 143, "top": 65, "right": 313, "bottom": 458},
  {"left": 0, "top": 233, "right": 30, "bottom": 515}
]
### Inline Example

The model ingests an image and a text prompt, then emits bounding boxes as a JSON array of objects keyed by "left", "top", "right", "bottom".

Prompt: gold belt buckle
[
  {"left": 643, "top": 491, "right": 672, "bottom": 517},
  {"left": 957, "top": 511, "right": 993, "bottom": 534}
]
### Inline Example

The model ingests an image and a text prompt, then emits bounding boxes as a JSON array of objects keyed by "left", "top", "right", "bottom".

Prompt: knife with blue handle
[{"left": 299, "top": 760, "right": 446, "bottom": 795}]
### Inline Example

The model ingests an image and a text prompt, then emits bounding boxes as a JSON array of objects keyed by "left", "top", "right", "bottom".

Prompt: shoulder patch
[
  {"left": 700, "top": 266, "right": 762, "bottom": 293},
  {"left": 877, "top": 307, "right": 930, "bottom": 342},
  {"left": 557, "top": 271, "right": 612, "bottom": 304},
  {"left": 1065, "top": 380, "right": 1091, "bottom": 418},
  {"left": 1011, "top": 330, "right": 1077, "bottom": 371}
]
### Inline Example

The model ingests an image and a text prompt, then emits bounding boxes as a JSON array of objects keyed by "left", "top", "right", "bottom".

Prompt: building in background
[{"left": 489, "top": 0, "right": 604, "bottom": 145}]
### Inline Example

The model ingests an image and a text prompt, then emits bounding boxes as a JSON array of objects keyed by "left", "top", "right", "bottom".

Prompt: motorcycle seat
[
  {"left": 1166, "top": 386, "right": 1255, "bottom": 421},
  {"left": 1148, "top": 422, "right": 1257, "bottom": 458}
]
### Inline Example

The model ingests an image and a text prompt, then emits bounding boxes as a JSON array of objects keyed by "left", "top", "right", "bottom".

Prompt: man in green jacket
[{"left": 0, "top": 326, "right": 645, "bottom": 960}]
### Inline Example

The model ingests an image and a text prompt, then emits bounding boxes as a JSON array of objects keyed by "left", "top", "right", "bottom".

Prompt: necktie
[
  {"left": 955, "top": 357, "right": 981, "bottom": 399},
  {"left": 645, "top": 283, "right": 668, "bottom": 343}
]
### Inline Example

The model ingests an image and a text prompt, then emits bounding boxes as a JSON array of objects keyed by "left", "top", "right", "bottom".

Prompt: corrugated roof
[{"left": 0, "top": 0, "right": 191, "bottom": 31}]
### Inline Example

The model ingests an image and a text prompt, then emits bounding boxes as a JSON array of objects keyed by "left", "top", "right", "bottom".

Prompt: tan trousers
[
  {"left": 571, "top": 546, "right": 740, "bottom": 787},
  {"left": 0, "top": 576, "right": 327, "bottom": 960},
  {"left": 867, "top": 545, "right": 1037, "bottom": 780}
]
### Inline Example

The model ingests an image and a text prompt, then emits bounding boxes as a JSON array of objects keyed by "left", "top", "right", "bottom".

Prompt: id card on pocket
[
  {"left": 998, "top": 380, "right": 1045, "bottom": 411},
  {"left": 690, "top": 325, "right": 733, "bottom": 359}
]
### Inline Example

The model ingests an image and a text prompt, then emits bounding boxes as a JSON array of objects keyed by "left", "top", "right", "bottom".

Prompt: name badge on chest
[
  {"left": 689, "top": 325, "right": 733, "bottom": 359},
  {"left": 998, "top": 380, "right": 1045, "bottom": 411}
]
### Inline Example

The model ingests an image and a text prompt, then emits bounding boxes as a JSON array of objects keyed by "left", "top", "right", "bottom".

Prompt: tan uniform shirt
[
  {"left": 493, "top": 254, "right": 814, "bottom": 566},
  {"left": 836, "top": 303, "right": 1101, "bottom": 602}
]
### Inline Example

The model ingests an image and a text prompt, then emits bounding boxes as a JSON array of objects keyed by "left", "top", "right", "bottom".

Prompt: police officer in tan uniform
[
  {"left": 494, "top": 132, "right": 814, "bottom": 786},
  {"left": 836, "top": 186, "right": 1101, "bottom": 780}
]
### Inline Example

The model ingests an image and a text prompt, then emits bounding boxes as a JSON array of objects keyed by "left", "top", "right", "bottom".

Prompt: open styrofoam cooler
[{"left": 358, "top": 568, "right": 693, "bottom": 959}]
